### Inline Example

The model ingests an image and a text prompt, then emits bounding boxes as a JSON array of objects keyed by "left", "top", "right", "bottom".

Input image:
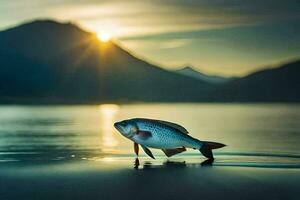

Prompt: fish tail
[{"left": 199, "top": 141, "right": 226, "bottom": 160}]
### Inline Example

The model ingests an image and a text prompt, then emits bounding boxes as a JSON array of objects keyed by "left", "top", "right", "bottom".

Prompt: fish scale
[{"left": 133, "top": 119, "right": 201, "bottom": 149}]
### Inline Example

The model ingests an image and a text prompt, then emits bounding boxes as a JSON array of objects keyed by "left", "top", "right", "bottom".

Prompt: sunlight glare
[
  {"left": 99, "top": 104, "right": 120, "bottom": 148},
  {"left": 99, "top": 104, "right": 119, "bottom": 115},
  {"left": 97, "top": 32, "right": 111, "bottom": 42}
]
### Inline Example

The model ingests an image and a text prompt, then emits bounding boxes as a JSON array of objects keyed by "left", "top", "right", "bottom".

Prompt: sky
[{"left": 0, "top": 0, "right": 299, "bottom": 76}]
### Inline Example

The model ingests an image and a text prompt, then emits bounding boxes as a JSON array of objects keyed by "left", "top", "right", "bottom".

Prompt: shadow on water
[
  {"left": 130, "top": 151, "right": 300, "bottom": 170},
  {"left": 133, "top": 157, "right": 214, "bottom": 170}
]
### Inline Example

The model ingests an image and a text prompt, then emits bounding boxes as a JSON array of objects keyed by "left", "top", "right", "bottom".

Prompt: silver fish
[{"left": 114, "top": 118, "right": 225, "bottom": 160}]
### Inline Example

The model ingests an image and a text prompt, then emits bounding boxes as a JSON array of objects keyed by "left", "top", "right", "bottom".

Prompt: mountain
[
  {"left": 175, "top": 66, "right": 234, "bottom": 84},
  {"left": 212, "top": 60, "right": 300, "bottom": 102},
  {"left": 0, "top": 19, "right": 299, "bottom": 103},
  {"left": 0, "top": 20, "right": 213, "bottom": 103}
]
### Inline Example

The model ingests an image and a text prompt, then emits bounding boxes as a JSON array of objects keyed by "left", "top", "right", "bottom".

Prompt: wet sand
[{"left": 0, "top": 157, "right": 299, "bottom": 200}]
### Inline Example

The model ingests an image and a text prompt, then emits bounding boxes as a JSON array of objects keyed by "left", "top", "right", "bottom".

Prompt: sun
[{"left": 97, "top": 32, "right": 111, "bottom": 42}]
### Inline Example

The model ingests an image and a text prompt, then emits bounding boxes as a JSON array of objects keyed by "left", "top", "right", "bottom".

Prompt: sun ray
[{"left": 97, "top": 32, "right": 111, "bottom": 42}]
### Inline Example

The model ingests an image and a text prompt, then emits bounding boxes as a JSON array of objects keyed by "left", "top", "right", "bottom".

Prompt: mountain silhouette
[
  {"left": 0, "top": 20, "right": 299, "bottom": 103},
  {"left": 212, "top": 60, "right": 300, "bottom": 102},
  {"left": 175, "top": 66, "right": 235, "bottom": 84},
  {"left": 0, "top": 20, "right": 213, "bottom": 103}
]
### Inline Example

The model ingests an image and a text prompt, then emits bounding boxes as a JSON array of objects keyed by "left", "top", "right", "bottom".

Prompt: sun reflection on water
[{"left": 98, "top": 104, "right": 120, "bottom": 149}]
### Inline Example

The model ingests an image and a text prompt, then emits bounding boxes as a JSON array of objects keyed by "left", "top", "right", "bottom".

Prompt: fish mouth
[{"left": 114, "top": 122, "right": 123, "bottom": 133}]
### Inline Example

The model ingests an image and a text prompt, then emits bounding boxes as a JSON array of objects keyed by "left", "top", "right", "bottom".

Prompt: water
[{"left": 0, "top": 104, "right": 299, "bottom": 168}]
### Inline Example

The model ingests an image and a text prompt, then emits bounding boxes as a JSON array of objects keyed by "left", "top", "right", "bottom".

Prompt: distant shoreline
[{"left": 0, "top": 101, "right": 300, "bottom": 106}]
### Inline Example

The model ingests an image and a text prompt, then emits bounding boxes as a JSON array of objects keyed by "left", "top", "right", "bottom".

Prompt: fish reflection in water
[
  {"left": 133, "top": 158, "right": 214, "bottom": 169},
  {"left": 134, "top": 158, "right": 140, "bottom": 169}
]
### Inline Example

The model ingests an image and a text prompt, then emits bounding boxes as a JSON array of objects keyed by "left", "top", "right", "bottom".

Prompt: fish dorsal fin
[
  {"left": 156, "top": 120, "right": 189, "bottom": 134},
  {"left": 162, "top": 147, "right": 186, "bottom": 157},
  {"left": 133, "top": 118, "right": 189, "bottom": 134}
]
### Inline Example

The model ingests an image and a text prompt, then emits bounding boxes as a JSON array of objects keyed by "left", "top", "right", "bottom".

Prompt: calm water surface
[{"left": 0, "top": 104, "right": 299, "bottom": 168}]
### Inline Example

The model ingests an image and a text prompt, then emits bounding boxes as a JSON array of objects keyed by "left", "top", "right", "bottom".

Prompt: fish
[{"left": 114, "top": 118, "right": 226, "bottom": 160}]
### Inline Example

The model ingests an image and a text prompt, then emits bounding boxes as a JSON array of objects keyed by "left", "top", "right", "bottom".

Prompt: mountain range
[
  {"left": 175, "top": 66, "right": 235, "bottom": 84},
  {"left": 0, "top": 20, "right": 299, "bottom": 103},
  {"left": 212, "top": 60, "right": 300, "bottom": 102}
]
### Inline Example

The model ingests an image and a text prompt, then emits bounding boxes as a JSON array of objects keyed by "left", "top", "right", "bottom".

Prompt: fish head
[{"left": 114, "top": 120, "right": 138, "bottom": 139}]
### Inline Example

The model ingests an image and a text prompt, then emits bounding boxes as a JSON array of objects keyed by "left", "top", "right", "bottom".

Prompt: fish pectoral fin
[
  {"left": 141, "top": 145, "right": 155, "bottom": 159},
  {"left": 134, "top": 142, "right": 139, "bottom": 156},
  {"left": 137, "top": 130, "right": 152, "bottom": 140},
  {"left": 162, "top": 147, "right": 186, "bottom": 157}
]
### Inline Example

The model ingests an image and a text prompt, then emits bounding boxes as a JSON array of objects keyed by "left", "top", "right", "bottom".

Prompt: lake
[
  {"left": 0, "top": 103, "right": 299, "bottom": 168},
  {"left": 1, "top": 104, "right": 300, "bottom": 200}
]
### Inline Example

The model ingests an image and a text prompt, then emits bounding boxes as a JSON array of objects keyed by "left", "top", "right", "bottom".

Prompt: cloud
[
  {"left": 159, "top": 39, "right": 191, "bottom": 49},
  {"left": 63, "top": 0, "right": 300, "bottom": 38},
  {"left": 1, "top": 0, "right": 299, "bottom": 40},
  {"left": 2, "top": 0, "right": 299, "bottom": 37},
  {"left": 121, "top": 39, "right": 191, "bottom": 51}
]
